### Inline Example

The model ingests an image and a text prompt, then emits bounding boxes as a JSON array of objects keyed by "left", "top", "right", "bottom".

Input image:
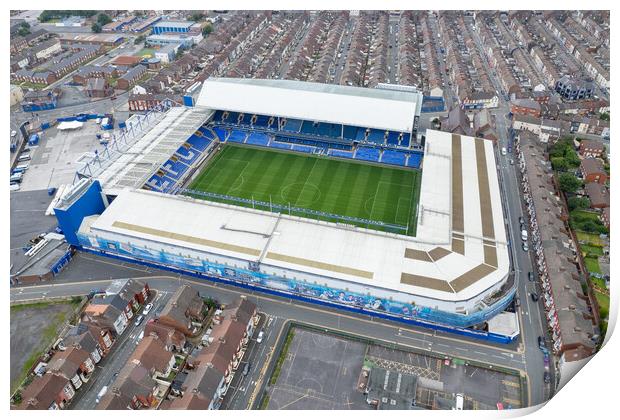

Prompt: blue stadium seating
[
  {"left": 407, "top": 152, "right": 423, "bottom": 168},
  {"left": 213, "top": 127, "right": 228, "bottom": 141},
  {"left": 283, "top": 118, "right": 302, "bottom": 132},
  {"left": 212, "top": 110, "right": 224, "bottom": 122},
  {"left": 240, "top": 113, "right": 253, "bottom": 126},
  {"left": 227, "top": 130, "right": 247, "bottom": 143},
  {"left": 291, "top": 145, "right": 314, "bottom": 153},
  {"left": 253, "top": 115, "right": 270, "bottom": 127},
  {"left": 355, "top": 128, "right": 367, "bottom": 141},
  {"left": 224, "top": 111, "right": 239, "bottom": 124},
  {"left": 187, "top": 135, "right": 212, "bottom": 152},
  {"left": 328, "top": 149, "right": 354, "bottom": 159},
  {"left": 400, "top": 133, "right": 411, "bottom": 148},
  {"left": 355, "top": 147, "right": 381, "bottom": 162},
  {"left": 343, "top": 125, "right": 357, "bottom": 140},
  {"left": 386, "top": 131, "right": 400, "bottom": 146},
  {"left": 381, "top": 150, "right": 407, "bottom": 166},
  {"left": 271, "top": 141, "right": 292, "bottom": 150},
  {"left": 161, "top": 159, "right": 189, "bottom": 179},
  {"left": 301, "top": 120, "right": 317, "bottom": 136},
  {"left": 367, "top": 129, "right": 386, "bottom": 144},
  {"left": 246, "top": 132, "right": 270, "bottom": 146},
  {"left": 175, "top": 147, "right": 199, "bottom": 166}
]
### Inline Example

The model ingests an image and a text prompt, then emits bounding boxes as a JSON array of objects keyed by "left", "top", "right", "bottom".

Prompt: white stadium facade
[{"left": 55, "top": 78, "right": 518, "bottom": 342}]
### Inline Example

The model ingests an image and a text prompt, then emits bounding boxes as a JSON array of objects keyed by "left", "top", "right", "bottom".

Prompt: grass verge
[{"left": 268, "top": 329, "right": 295, "bottom": 386}]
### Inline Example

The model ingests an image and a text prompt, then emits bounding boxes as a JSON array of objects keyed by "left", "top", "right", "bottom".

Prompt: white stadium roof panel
[{"left": 196, "top": 78, "right": 422, "bottom": 133}]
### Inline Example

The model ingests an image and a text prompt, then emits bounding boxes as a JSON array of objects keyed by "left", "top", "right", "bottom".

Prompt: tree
[
  {"left": 91, "top": 22, "right": 102, "bottom": 33},
  {"left": 558, "top": 173, "right": 581, "bottom": 193},
  {"left": 551, "top": 157, "right": 568, "bottom": 171},
  {"left": 97, "top": 13, "right": 112, "bottom": 26},
  {"left": 189, "top": 12, "right": 205, "bottom": 22},
  {"left": 202, "top": 23, "right": 213, "bottom": 37},
  {"left": 564, "top": 148, "right": 581, "bottom": 167},
  {"left": 599, "top": 112, "right": 610, "bottom": 121},
  {"left": 134, "top": 34, "right": 145, "bottom": 45},
  {"left": 567, "top": 196, "right": 590, "bottom": 211},
  {"left": 17, "top": 26, "right": 30, "bottom": 36}
]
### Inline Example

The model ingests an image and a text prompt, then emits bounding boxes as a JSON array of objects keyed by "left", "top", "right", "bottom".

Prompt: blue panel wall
[{"left": 54, "top": 180, "right": 106, "bottom": 246}]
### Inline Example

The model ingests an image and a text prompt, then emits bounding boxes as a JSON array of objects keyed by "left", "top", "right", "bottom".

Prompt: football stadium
[{"left": 55, "top": 78, "right": 518, "bottom": 342}]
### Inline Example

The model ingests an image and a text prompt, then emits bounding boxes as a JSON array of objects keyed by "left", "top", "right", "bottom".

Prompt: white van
[
  {"left": 455, "top": 394, "right": 464, "bottom": 410},
  {"left": 95, "top": 386, "right": 108, "bottom": 404},
  {"left": 521, "top": 229, "right": 528, "bottom": 241},
  {"left": 18, "top": 153, "right": 31, "bottom": 162},
  {"left": 10, "top": 183, "right": 20, "bottom": 191},
  {"left": 501, "top": 147, "right": 507, "bottom": 156}
]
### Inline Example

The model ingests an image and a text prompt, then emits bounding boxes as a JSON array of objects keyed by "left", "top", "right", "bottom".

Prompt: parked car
[
  {"left": 242, "top": 362, "right": 250, "bottom": 376},
  {"left": 522, "top": 242, "right": 529, "bottom": 252},
  {"left": 531, "top": 292, "right": 539, "bottom": 302},
  {"left": 142, "top": 303, "right": 153, "bottom": 315},
  {"left": 514, "top": 297, "right": 520, "bottom": 307},
  {"left": 134, "top": 315, "right": 144, "bottom": 326},
  {"left": 538, "top": 336, "right": 545, "bottom": 348},
  {"left": 543, "top": 372, "right": 551, "bottom": 384},
  {"left": 528, "top": 272, "right": 534, "bottom": 282},
  {"left": 256, "top": 330, "right": 265, "bottom": 343},
  {"left": 543, "top": 354, "right": 550, "bottom": 370},
  {"left": 519, "top": 216, "right": 525, "bottom": 225}
]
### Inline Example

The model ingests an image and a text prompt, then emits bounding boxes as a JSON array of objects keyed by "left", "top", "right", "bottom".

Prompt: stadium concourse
[{"left": 57, "top": 78, "right": 518, "bottom": 341}]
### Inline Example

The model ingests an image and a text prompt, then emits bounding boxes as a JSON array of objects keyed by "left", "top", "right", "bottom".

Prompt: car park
[{"left": 134, "top": 314, "right": 144, "bottom": 326}]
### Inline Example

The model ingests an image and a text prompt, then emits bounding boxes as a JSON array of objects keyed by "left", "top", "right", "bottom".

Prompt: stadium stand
[
  {"left": 271, "top": 141, "right": 292, "bottom": 150},
  {"left": 213, "top": 127, "right": 229, "bottom": 141},
  {"left": 407, "top": 152, "right": 423, "bottom": 168},
  {"left": 387, "top": 131, "right": 400, "bottom": 146},
  {"left": 381, "top": 149, "right": 408, "bottom": 166},
  {"left": 227, "top": 130, "right": 248, "bottom": 143},
  {"left": 367, "top": 129, "right": 386, "bottom": 144},
  {"left": 291, "top": 144, "right": 315, "bottom": 153},
  {"left": 328, "top": 149, "right": 354, "bottom": 159},
  {"left": 355, "top": 147, "right": 381, "bottom": 162},
  {"left": 283, "top": 118, "right": 303, "bottom": 132},
  {"left": 246, "top": 132, "right": 270, "bottom": 146}
]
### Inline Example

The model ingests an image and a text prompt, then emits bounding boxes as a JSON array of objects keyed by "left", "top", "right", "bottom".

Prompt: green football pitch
[{"left": 186, "top": 144, "right": 422, "bottom": 236}]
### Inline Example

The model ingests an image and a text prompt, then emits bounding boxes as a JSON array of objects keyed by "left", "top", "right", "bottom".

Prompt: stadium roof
[
  {"left": 95, "top": 106, "right": 210, "bottom": 195},
  {"left": 196, "top": 78, "right": 422, "bottom": 133},
  {"left": 81, "top": 130, "right": 509, "bottom": 303}
]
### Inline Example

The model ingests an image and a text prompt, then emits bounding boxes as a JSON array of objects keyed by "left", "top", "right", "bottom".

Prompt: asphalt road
[{"left": 466, "top": 23, "right": 553, "bottom": 404}]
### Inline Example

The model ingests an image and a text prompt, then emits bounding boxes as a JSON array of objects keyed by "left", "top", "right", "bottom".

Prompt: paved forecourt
[{"left": 187, "top": 144, "right": 422, "bottom": 236}]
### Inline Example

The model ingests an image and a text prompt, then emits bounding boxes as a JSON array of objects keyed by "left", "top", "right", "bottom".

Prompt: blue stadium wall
[
  {"left": 55, "top": 180, "right": 107, "bottom": 246},
  {"left": 74, "top": 230, "right": 517, "bottom": 341}
]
